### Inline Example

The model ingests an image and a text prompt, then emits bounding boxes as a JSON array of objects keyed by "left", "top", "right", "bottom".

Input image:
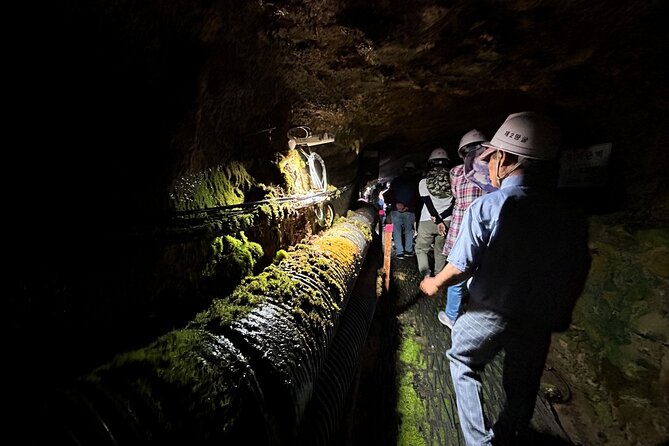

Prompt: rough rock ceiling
[
  {"left": 16, "top": 0, "right": 668, "bottom": 223},
  {"left": 273, "top": 1, "right": 668, "bottom": 192}
]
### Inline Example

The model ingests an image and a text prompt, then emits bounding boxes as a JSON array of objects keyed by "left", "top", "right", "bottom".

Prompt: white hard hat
[
  {"left": 458, "top": 129, "right": 487, "bottom": 158},
  {"left": 481, "top": 111, "right": 560, "bottom": 161},
  {"left": 404, "top": 161, "right": 416, "bottom": 169},
  {"left": 428, "top": 148, "right": 449, "bottom": 162}
]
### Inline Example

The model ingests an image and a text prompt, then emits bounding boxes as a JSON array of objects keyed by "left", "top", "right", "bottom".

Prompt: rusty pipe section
[{"left": 41, "top": 205, "right": 377, "bottom": 445}]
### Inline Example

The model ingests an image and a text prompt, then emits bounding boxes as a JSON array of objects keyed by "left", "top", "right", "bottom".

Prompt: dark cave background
[{"left": 7, "top": 1, "right": 668, "bottom": 444}]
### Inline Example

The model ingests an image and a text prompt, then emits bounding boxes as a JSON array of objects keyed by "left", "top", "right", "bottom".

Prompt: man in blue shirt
[{"left": 420, "top": 112, "right": 591, "bottom": 446}]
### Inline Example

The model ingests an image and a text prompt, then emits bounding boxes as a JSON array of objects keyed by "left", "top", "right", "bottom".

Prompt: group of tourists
[{"left": 382, "top": 111, "right": 592, "bottom": 446}]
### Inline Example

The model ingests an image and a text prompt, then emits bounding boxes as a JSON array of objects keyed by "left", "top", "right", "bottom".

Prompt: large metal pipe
[{"left": 37, "top": 204, "right": 378, "bottom": 445}]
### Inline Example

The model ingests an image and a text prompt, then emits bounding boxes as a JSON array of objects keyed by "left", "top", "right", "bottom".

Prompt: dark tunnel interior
[{"left": 7, "top": 1, "right": 669, "bottom": 445}]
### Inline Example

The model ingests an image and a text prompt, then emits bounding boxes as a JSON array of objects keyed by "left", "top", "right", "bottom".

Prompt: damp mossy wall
[
  {"left": 145, "top": 150, "right": 337, "bottom": 323},
  {"left": 191, "top": 212, "right": 367, "bottom": 330},
  {"left": 553, "top": 214, "right": 669, "bottom": 441},
  {"left": 278, "top": 149, "right": 313, "bottom": 195},
  {"left": 170, "top": 161, "right": 255, "bottom": 212},
  {"left": 202, "top": 232, "right": 263, "bottom": 283}
]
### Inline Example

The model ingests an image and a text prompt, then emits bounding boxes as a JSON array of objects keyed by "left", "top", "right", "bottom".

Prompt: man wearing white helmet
[
  {"left": 416, "top": 148, "right": 454, "bottom": 278},
  {"left": 437, "top": 129, "right": 490, "bottom": 330},
  {"left": 420, "top": 112, "right": 591, "bottom": 445}
]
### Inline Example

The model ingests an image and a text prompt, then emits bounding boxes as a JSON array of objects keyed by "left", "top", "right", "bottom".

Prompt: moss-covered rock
[
  {"left": 170, "top": 161, "right": 255, "bottom": 212},
  {"left": 553, "top": 216, "right": 669, "bottom": 443}
]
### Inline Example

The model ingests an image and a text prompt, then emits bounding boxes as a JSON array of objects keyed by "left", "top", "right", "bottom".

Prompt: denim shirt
[{"left": 447, "top": 175, "right": 591, "bottom": 330}]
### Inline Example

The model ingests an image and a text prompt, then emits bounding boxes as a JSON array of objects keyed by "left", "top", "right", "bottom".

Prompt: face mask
[{"left": 464, "top": 147, "right": 498, "bottom": 193}]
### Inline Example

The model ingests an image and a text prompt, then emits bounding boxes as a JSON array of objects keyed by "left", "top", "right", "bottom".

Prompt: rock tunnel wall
[
  {"left": 550, "top": 215, "right": 669, "bottom": 442},
  {"left": 38, "top": 205, "right": 378, "bottom": 445}
]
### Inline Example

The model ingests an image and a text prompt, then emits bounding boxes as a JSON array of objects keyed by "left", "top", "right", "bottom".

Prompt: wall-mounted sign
[{"left": 558, "top": 142, "right": 612, "bottom": 188}]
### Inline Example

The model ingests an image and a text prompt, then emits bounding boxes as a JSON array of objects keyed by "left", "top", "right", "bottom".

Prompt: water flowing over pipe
[{"left": 40, "top": 204, "right": 379, "bottom": 445}]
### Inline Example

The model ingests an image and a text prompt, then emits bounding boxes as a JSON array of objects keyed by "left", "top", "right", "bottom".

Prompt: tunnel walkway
[{"left": 338, "top": 236, "right": 574, "bottom": 445}]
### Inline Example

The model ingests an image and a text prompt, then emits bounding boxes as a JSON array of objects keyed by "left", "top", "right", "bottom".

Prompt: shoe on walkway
[
  {"left": 396, "top": 253, "right": 405, "bottom": 259},
  {"left": 438, "top": 311, "right": 455, "bottom": 330},
  {"left": 404, "top": 251, "right": 415, "bottom": 257}
]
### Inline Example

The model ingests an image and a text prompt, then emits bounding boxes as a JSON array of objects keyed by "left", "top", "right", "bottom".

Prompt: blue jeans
[
  {"left": 445, "top": 279, "right": 467, "bottom": 321},
  {"left": 391, "top": 210, "right": 415, "bottom": 255},
  {"left": 447, "top": 305, "right": 551, "bottom": 446}
]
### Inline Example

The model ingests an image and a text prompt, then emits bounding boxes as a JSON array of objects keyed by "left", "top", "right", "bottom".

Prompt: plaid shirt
[{"left": 443, "top": 164, "right": 485, "bottom": 256}]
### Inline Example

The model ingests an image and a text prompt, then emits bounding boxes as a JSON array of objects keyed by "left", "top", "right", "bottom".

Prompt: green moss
[
  {"left": 399, "top": 326, "right": 426, "bottom": 370},
  {"left": 191, "top": 265, "right": 297, "bottom": 328},
  {"left": 276, "top": 243, "right": 354, "bottom": 327},
  {"left": 202, "top": 199, "right": 293, "bottom": 238},
  {"left": 191, "top": 210, "right": 370, "bottom": 331},
  {"left": 87, "top": 329, "right": 248, "bottom": 424},
  {"left": 258, "top": 202, "right": 287, "bottom": 221},
  {"left": 397, "top": 371, "right": 427, "bottom": 446},
  {"left": 222, "top": 212, "right": 257, "bottom": 234},
  {"left": 273, "top": 249, "right": 288, "bottom": 264},
  {"left": 396, "top": 325, "right": 428, "bottom": 445},
  {"left": 347, "top": 216, "right": 373, "bottom": 242},
  {"left": 171, "top": 161, "right": 255, "bottom": 212},
  {"left": 277, "top": 150, "right": 311, "bottom": 194},
  {"left": 202, "top": 232, "right": 263, "bottom": 283}
]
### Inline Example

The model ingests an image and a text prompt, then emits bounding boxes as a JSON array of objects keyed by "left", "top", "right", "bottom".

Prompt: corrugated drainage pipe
[
  {"left": 295, "top": 238, "right": 380, "bottom": 445},
  {"left": 37, "top": 204, "right": 378, "bottom": 446}
]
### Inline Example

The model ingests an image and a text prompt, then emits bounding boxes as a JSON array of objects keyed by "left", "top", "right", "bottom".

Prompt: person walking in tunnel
[
  {"left": 419, "top": 112, "right": 591, "bottom": 446},
  {"left": 416, "top": 148, "right": 453, "bottom": 278},
  {"left": 438, "top": 129, "right": 490, "bottom": 329},
  {"left": 385, "top": 161, "right": 421, "bottom": 258}
]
